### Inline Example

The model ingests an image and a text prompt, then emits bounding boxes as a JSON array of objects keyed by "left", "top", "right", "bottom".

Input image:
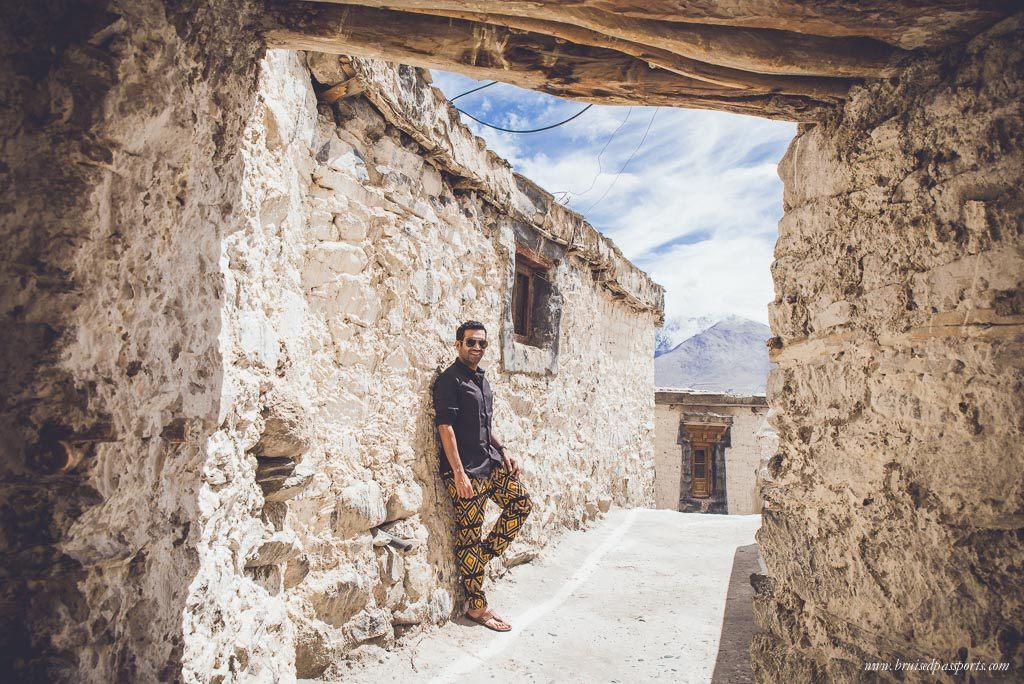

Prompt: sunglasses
[{"left": 462, "top": 339, "right": 488, "bottom": 349}]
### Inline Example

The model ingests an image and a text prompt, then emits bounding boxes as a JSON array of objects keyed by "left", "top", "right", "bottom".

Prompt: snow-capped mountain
[
  {"left": 654, "top": 315, "right": 717, "bottom": 357},
  {"left": 654, "top": 315, "right": 774, "bottom": 394}
]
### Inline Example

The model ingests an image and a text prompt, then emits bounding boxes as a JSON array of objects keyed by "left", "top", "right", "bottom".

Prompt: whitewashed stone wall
[
  {"left": 0, "top": 3, "right": 661, "bottom": 673},
  {"left": 210, "top": 49, "right": 661, "bottom": 680},
  {"left": 0, "top": 1, "right": 266, "bottom": 681},
  {"left": 653, "top": 391, "right": 770, "bottom": 514},
  {"left": 754, "top": 14, "right": 1024, "bottom": 682}
]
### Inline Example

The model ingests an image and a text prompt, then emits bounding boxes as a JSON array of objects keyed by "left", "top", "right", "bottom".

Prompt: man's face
[{"left": 457, "top": 329, "right": 487, "bottom": 368}]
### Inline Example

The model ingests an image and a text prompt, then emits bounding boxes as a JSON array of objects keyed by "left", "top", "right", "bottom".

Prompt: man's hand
[
  {"left": 454, "top": 471, "right": 475, "bottom": 499},
  {"left": 502, "top": 451, "right": 520, "bottom": 476}
]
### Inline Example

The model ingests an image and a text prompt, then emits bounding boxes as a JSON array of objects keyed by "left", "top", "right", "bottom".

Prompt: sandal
[{"left": 466, "top": 609, "right": 512, "bottom": 632}]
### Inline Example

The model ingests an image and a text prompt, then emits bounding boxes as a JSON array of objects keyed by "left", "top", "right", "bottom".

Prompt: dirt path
[{"left": 322, "top": 508, "right": 761, "bottom": 684}]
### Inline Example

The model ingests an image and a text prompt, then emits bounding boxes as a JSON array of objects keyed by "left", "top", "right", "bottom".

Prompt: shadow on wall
[{"left": 0, "top": 1, "right": 263, "bottom": 682}]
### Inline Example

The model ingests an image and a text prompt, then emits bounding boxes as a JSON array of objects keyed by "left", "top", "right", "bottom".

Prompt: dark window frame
[{"left": 512, "top": 246, "right": 553, "bottom": 347}]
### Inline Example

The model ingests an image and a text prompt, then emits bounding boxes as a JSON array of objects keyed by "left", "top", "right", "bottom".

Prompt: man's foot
[{"left": 466, "top": 608, "right": 511, "bottom": 632}]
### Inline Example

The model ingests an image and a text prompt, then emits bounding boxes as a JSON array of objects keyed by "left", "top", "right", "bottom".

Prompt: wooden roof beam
[
  {"left": 302, "top": 0, "right": 1017, "bottom": 50},
  {"left": 368, "top": 7, "right": 856, "bottom": 99},
  {"left": 304, "top": 0, "right": 913, "bottom": 77},
  {"left": 263, "top": 4, "right": 838, "bottom": 120}
]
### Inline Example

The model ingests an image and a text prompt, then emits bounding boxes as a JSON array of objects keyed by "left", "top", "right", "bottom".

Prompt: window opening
[
  {"left": 511, "top": 247, "right": 553, "bottom": 347},
  {"left": 692, "top": 446, "right": 711, "bottom": 498}
]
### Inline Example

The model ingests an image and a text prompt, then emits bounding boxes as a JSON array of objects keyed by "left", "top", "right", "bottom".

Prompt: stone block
[
  {"left": 403, "top": 555, "right": 431, "bottom": 601},
  {"left": 346, "top": 607, "right": 391, "bottom": 643},
  {"left": 245, "top": 532, "right": 303, "bottom": 567},
  {"left": 334, "top": 216, "right": 368, "bottom": 242},
  {"left": 304, "top": 243, "right": 369, "bottom": 288},
  {"left": 428, "top": 588, "right": 453, "bottom": 624},
  {"left": 385, "top": 481, "right": 422, "bottom": 522},
  {"left": 236, "top": 311, "right": 280, "bottom": 369},
  {"left": 333, "top": 479, "right": 387, "bottom": 535},
  {"left": 284, "top": 555, "right": 310, "bottom": 589},
  {"left": 310, "top": 572, "right": 372, "bottom": 627},
  {"left": 392, "top": 600, "right": 425, "bottom": 625}
]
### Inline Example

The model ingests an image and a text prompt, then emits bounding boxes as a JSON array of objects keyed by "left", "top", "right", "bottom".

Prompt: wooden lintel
[
  {"left": 317, "top": 76, "right": 365, "bottom": 103},
  {"left": 262, "top": 4, "right": 836, "bottom": 121}
]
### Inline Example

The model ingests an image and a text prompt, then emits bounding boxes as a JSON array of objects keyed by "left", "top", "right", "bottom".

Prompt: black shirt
[{"left": 432, "top": 359, "right": 503, "bottom": 479}]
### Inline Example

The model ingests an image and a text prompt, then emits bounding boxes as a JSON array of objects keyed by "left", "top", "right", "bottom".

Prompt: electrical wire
[
  {"left": 449, "top": 80, "right": 498, "bottom": 102},
  {"left": 583, "top": 107, "right": 660, "bottom": 214},
  {"left": 455, "top": 104, "right": 594, "bottom": 134},
  {"left": 553, "top": 106, "right": 634, "bottom": 203}
]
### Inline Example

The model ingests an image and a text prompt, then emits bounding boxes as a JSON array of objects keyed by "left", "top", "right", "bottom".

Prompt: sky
[{"left": 430, "top": 71, "right": 796, "bottom": 337}]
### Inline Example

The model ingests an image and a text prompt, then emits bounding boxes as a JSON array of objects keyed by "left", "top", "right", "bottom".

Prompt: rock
[
  {"left": 245, "top": 532, "right": 303, "bottom": 567},
  {"left": 303, "top": 243, "right": 369, "bottom": 287},
  {"left": 346, "top": 607, "right": 391, "bottom": 643},
  {"left": 597, "top": 497, "right": 612, "bottom": 513},
  {"left": 284, "top": 555, "right": 310, "bottom": 589},
  {"left": 428, "top": 588, "right": 453, "bottom": 624},
  {"left": 263, "top": 461, "right": 315, "bottom": 503},
  {"left": 251, "top": 401, "right": 312, "bottom": 460},
  {"left": 403, "top": 555, "right": 431, "bottom": 601},
  {"left": 384, "top": 545, "right": 404, "bottom": 583},
  {"left": 292, "top": 614, "right": 333, "bottom": 679},
  {"left": 310, "top": 572, "right": 372, "bottom": 628},
  {"left": 385, "top": 481, "right": 422, "bottom": 521},
  {"left": 306, "top": 52, "right": 351, "bottom": 86},
  {"left": 333, "top": 479, "right": 387, "bottom": 535},
  {"left": 504, "top": 550, "right": 538, "bottom": 568},
  {"left": 392, "top": 600, "right": 425, "bottom": 625}
]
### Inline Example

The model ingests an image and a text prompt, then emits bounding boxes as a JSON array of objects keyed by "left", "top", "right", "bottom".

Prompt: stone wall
[
  {"left": 0, "top": 1, "right": 264, "bottom": 681},
  {"left": 220, "top": 50, "right": 661, "bottom": 679},
  {"left": 755, "top": 13, "right": 1024, "bottom": 682},
  {"left": 0, "top": 5, "right": 662, "bottom": 678},
  {"left": 653, "top": 391, "right": 770, "bottom": 515}
]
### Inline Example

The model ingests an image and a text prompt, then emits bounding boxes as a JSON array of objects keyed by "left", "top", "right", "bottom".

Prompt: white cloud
[
  {"left": 429, "top": 70, "right": 796, "bottom": 328},
  {"left": 640, "top": 236, "right": 777, "bottom": 324}
]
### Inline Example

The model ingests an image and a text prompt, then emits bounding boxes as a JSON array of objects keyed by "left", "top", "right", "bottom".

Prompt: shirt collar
[{"left": 455, "top": 358, "right": 485, "bottom": 376}]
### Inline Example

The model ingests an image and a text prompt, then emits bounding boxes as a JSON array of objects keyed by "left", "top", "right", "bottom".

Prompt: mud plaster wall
[
  {"left": 0, "top": 5, "right": 660, "bottom": 676},
  {"left": 224, "top": 50, "right": 659, "bottom": 679},
  {"left": 755, "top": 14, "right": 1024, "bottom": 682},
  {"left": 652, "top": 393, "right": 771, "bottom": 514}
]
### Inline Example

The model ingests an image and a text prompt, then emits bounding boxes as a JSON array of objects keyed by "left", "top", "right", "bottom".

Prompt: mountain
[
  {"left": 654, "top": 315, "right": 717, "bottom": 357},
  {"left": 654, "top": 316, "right": 773, "bottom": 394}
]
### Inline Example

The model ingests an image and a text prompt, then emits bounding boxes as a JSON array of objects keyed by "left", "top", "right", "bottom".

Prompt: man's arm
[
  {"left": 433, "top": 374, "right": 474, "bottom": 498},
  {"left": 437, "top": 424, "right": 473, "bottom": 498}
]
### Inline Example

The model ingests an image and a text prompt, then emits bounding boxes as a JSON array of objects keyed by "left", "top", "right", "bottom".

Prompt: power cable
[
  {"left": 583, "top": 107, "right": 660, "bottom": 215},
  {"left": 455, "top": 104, "right": 594, "bottom": 134},
  {"left": 449, "top": 80, "right": 498, "bottom": 102},
  {"left": 553, "top": 107, "right": 633, "bottom": 203}
]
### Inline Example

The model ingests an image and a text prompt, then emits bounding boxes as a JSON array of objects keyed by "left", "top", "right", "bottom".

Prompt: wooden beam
[
  {"left": 583, "top": 0, "right": 1017, "bottom": 50},
  {"left": 316, "top": 76, "right": 364, "bottom": 102},
  {"left": 263, "top": 4, "right": 835, "bottom": 120},
  {"left": 305, "top": 0, "right": 1018, "bottom": 49},
  {"left": 382, "top": 7, "right": 855, "bottom": 98},
  {"left": 304, "top": 0, "right": 913, "bottom": 76}
]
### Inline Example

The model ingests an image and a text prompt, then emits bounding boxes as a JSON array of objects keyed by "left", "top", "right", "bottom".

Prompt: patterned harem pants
[{"left": 443, "top": 462, "right": 533, "bottom": 610}]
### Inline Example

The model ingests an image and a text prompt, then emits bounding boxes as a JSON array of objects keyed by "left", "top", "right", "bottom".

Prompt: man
[{"left": 432, "top": 320, "right": 533, "bottom": 632}]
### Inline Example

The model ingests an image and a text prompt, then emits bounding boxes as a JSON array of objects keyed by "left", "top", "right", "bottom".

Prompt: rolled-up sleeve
[{"left": 432, "top": 374, "right": 460, "bottom": 426}]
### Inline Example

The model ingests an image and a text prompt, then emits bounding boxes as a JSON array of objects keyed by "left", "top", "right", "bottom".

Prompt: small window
[
  {"left": 692, "top": 447, "right": 711, "bottom": 498},
  {"left": 511, "top": 248, "right": 553, "bottom": 347}
]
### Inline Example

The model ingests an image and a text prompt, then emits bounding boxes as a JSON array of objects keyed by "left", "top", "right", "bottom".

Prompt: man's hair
[{"left": 456, "top": 320, "right": 487, "bottom": 341}]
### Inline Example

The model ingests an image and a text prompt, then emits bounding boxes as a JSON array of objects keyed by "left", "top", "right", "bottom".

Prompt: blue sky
[{"left": 430, "top": 71, "right": 796, "bottom": 339}]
